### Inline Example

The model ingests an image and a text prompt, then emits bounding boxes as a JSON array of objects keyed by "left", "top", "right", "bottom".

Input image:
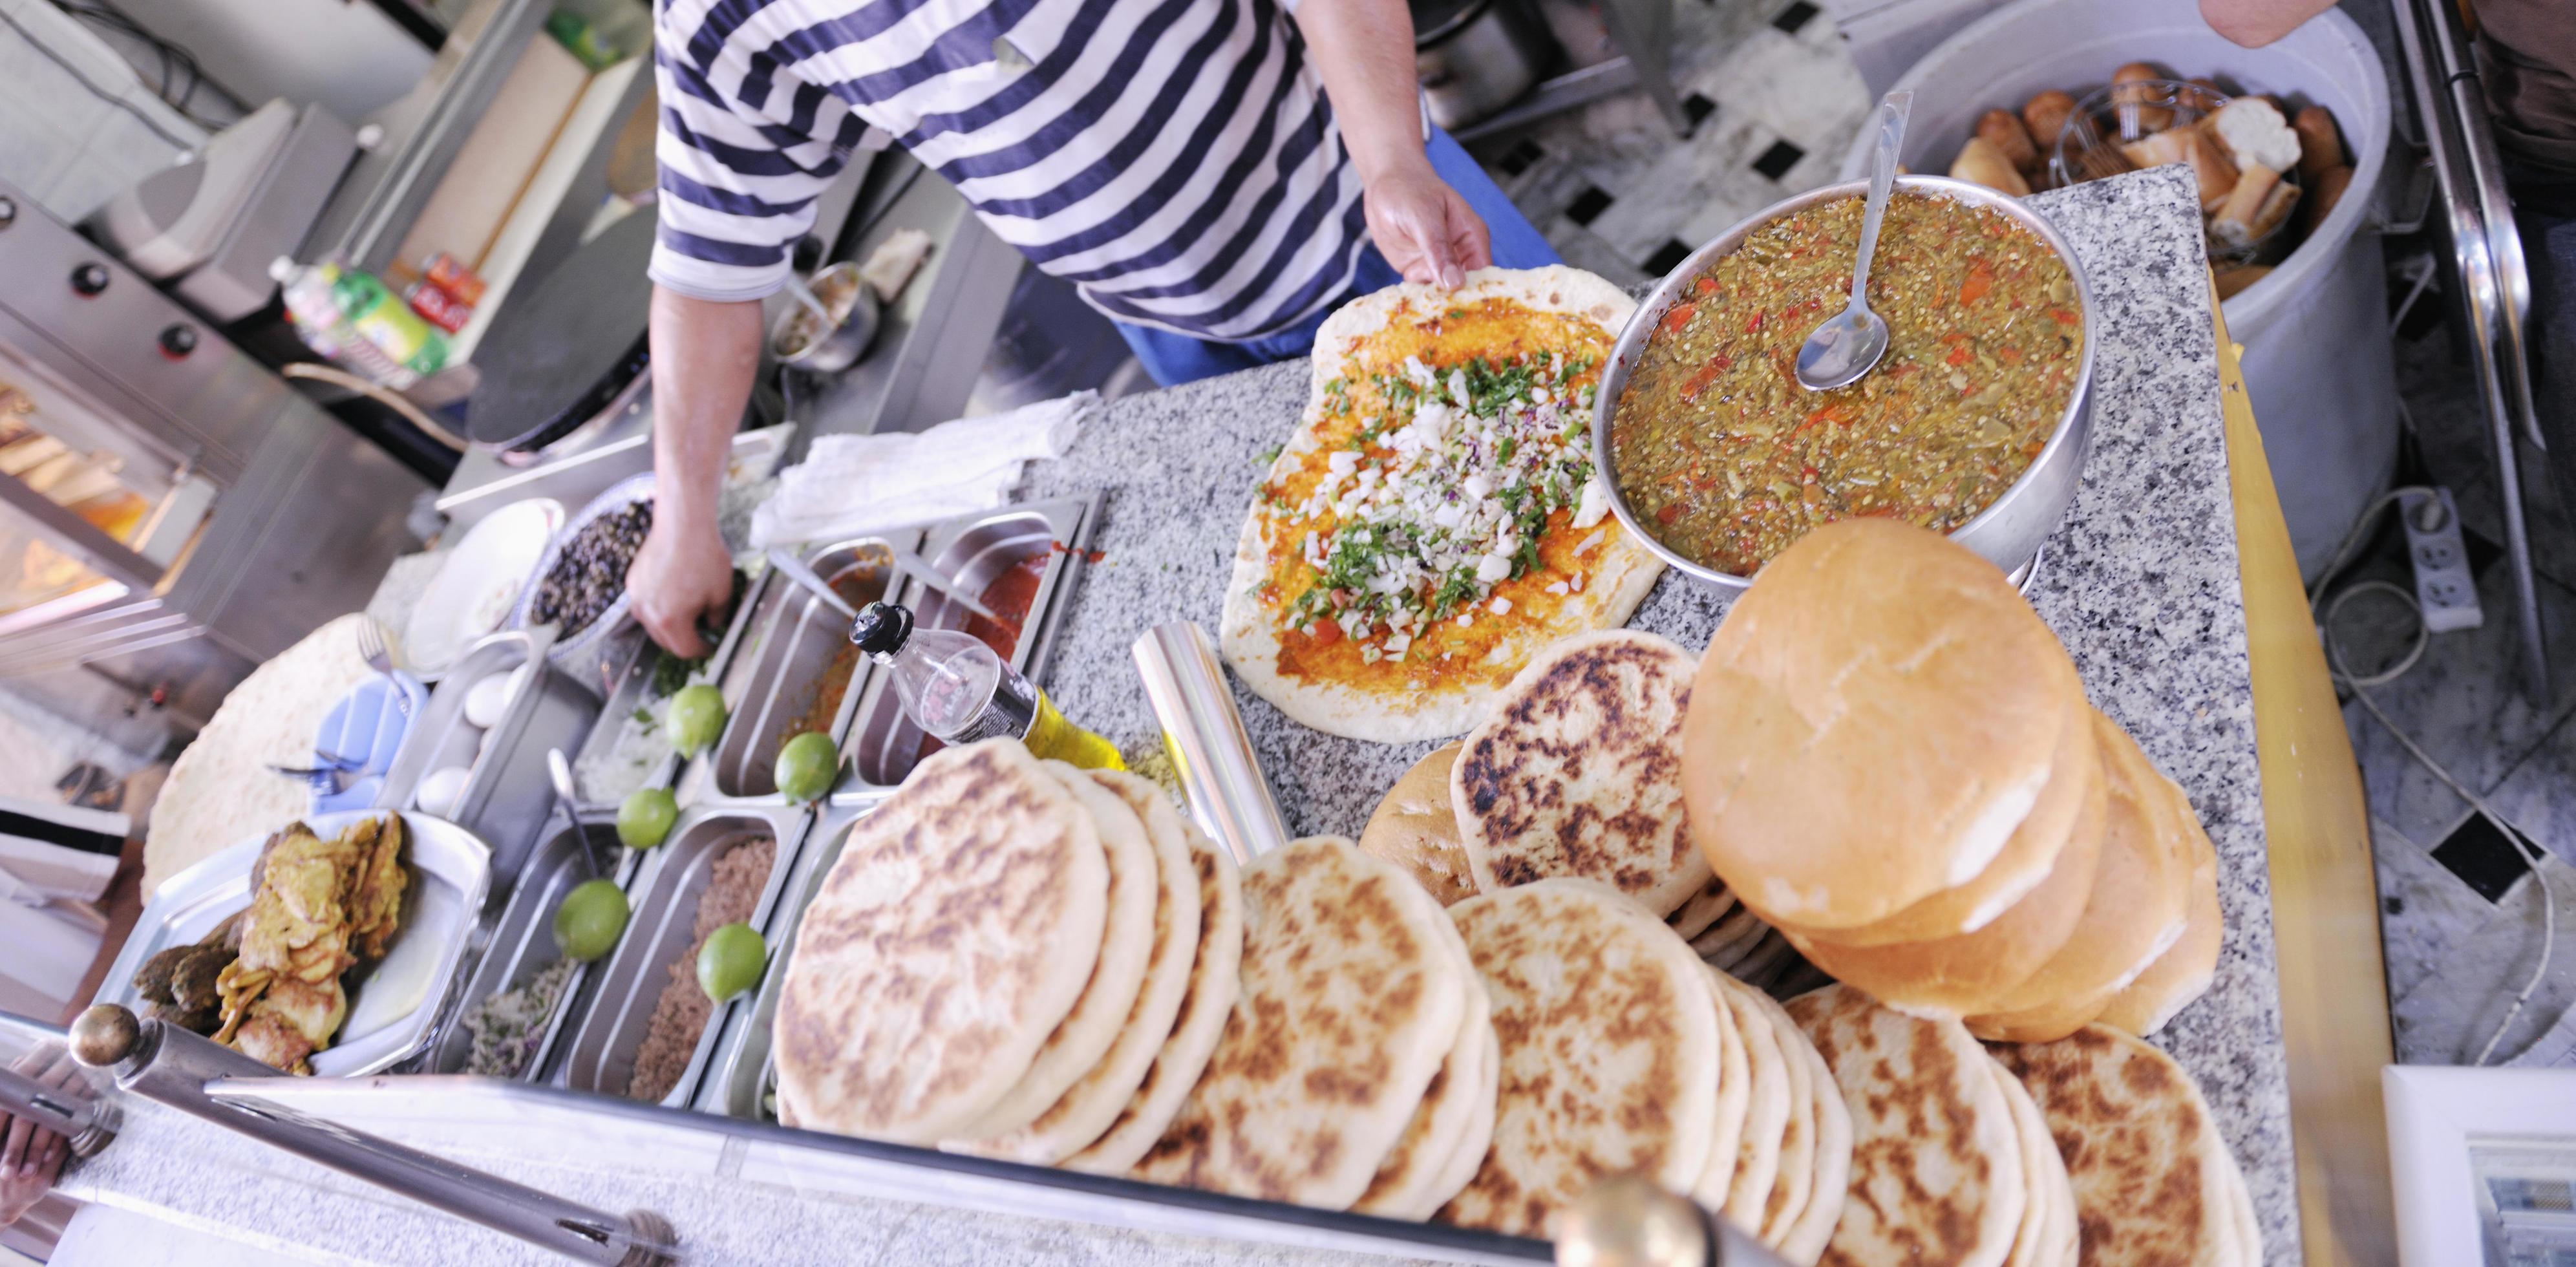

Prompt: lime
[
  {"left": 668, "top": 684, "right": 726, "bottom": 756},
  {"left": 616, "top": 787, "right": 677, "bottom": 849},
  {"left": 552, "top": 878, "right": 629, "bottom": 962},
  {"left": 775, "top": 731, "right": 838, "bottom": 803},
  {"left": 697, "top": 922, "right": 765, "bottom": 1003}
]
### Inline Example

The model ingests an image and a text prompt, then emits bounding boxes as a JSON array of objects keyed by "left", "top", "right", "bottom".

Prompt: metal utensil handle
[
  {"left": 1851, "top": 90, "right": 1913, "bottom": 308},
  {"left": 891, "top": 550, "right": 998, "bottom": 621},
  {"left": 70, "top": 1006, "right": 676, "bottom": 1266},
  {"left": 0, "top": 1062, "right": 113, "bottom": 1159},
  {"left": 766, "top": 549, "right": 862, "bottom": 622},
  {"left": 1131, "top": 623, "right": 1290, "bottom": 865}
]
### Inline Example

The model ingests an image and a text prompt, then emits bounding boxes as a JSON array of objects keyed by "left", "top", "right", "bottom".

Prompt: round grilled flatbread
[
  {"left": 1780, "top": 1016, "right": 1853, "bottom": 1267},
  {"left": 1746, "top": 987, "right": 1818, "bottom": 1247},
  {"left": 1968, "top": 716, "right": 2195, "bottom": 1043},
  {"left": 1990, "top": 1057, "right": 2074, "bottom": 1267},
  {"left": 957, "top": 769, "right": 1202, "bottom": 1163},
  {"left": 1357, "top": 742, "right": 1481, "bottom": 906},
  {"left": 1696, "top": 903, "right": 1771, "bottom": 962},
  {"left": 1686, "top": 518, "right": 2085, "bottom": 932},
  {"left": 1693, "top": 967, "right": 1754, "bottom": 1212},
  {"left": 946, "top": 764, "right": 1159, "bottom": 1141},
  {"left": 1440, "top": 878, "right": 1720, "bottom": 1238},
  {"left": 1730, "top": 931, "right": 1798, "bottom": 987},
  {"left": 775, "top": 740, "right": 1106, "bottom": 1144},
  {"left": 1132, "top": 836, "right": 1462, "bottom": 1209},
  {"left": 1355, "top": 889, "right": 1498, "bottom": 1220},
  {"left": 1714, "top": 973, "right": 1789, "bottom": 1236},
  {"left": 1783, "top": 734, "right": 2107, "bottom": 1020},
  {"left": 1068, "top": 821, "right": 1244, "bottom": 1175},
  {"left": 1220, "top": 266, "right": 1661, "bottom": 743},
  {"left": 2096, "top": 772, "right": 2222, "bottom": 1038},
  {"left": 1425, "top": 1023, "right": 1504, "bottom": 1205},
  {"left": 1670, "top": 879, "right": 1736, "bottom": 941},
  {"left": 1455, "top": 630, "right": 1709, "bottom": 916},
  {"left": 1786, "top": 983, "right": 2025, "bottom": 1267},
  {"left": 1991, "top": 1026, "right": 2240, "bottom": 1267}
]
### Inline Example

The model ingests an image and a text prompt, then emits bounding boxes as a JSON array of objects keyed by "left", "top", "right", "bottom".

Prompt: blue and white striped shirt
[{"left": 648, "top": 0, "right": 1372, "bottom": 341}]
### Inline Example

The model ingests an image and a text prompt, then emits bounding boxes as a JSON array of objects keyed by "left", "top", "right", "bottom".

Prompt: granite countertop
[
  {"left": 52, "top": 165, "right": 2296, "bottom": 1266},
  {"left": 1022, "top": 163, "right": 2299, "bottom": 1264}
]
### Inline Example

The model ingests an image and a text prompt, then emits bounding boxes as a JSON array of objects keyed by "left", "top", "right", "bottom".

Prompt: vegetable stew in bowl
[{"left": 1606, "top": 190, "right": 2084, "bottom": 577}]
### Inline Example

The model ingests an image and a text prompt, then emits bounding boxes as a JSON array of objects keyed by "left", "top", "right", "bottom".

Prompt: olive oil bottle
[{"left": 850, "top": 602, "right": 1124, "bottom": 769}]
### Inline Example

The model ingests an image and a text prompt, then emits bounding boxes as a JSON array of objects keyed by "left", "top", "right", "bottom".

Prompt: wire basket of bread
[{"left": 1946, "top": 62, "right": 2354, "bottom": 298}]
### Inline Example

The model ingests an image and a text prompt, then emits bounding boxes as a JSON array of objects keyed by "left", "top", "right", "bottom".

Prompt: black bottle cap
[{"left": 849, "top": 601, "right": 913, "bottom": 661}]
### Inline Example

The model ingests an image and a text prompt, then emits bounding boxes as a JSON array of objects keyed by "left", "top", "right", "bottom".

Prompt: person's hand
[
  {"left": 626, "top": 515, "right": 734, "bottom": 659},
  {"left": 1, "top": 1045, "right": 84, "bottom": 1226},
  {"left": 1364, "top": 159, "right": 1493, "bottom": 290}
]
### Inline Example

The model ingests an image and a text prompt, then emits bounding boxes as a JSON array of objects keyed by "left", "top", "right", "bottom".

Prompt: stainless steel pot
[
  {"left": 771, "top": 261, "right": 881, "bottom": 375},
  {"left": 1591, "top": 175, "right": 2098, "bottom": 590},
  {"left": 1413, "top": 0, "right": 1552, "bottom": 133}
]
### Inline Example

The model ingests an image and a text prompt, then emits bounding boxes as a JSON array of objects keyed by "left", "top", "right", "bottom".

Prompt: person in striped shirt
[{"left": 632, "top": 0, "right": 1560, "bottom": 655}]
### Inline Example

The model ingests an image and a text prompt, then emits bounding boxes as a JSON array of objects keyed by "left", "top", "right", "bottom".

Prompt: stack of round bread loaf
[
  {"left": 1357, "top": 630, "right": 1802, "bottom": 992},
  {"left": 774, "top": 741, "right": 1253, "bottom": 1172},
  {"left": 1791, "top": 983, "right": 2260, "bottom": 1267},
  {"left": 1681, "top": 519, "right": 2222, "bottom": 1042},
  {"left": 773, "top": 741, "right": 1505, "bottom": 1218},
  {"left": 1354, "top": 630, "right": 1851, "bottom": 1257}
]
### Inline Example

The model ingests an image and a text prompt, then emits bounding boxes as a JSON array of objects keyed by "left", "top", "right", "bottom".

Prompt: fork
[{"left": 355, "top": 619, "right": 410, "bottom": 717}]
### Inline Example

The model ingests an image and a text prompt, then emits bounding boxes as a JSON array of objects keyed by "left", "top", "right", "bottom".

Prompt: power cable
[
  {"left": 0, "top": 3, "right": 195, "bottom": 149},
  {"left": 2310, "top": 485, "right": 2561, "bottom": 1066}
]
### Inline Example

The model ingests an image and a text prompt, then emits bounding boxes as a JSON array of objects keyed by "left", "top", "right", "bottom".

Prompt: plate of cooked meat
[{"left": 101, "top": 810, "right": 491, "bottom": 1076}]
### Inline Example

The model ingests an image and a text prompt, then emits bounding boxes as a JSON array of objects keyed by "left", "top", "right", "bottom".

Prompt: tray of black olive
[{"left": 514, "top": 473, "right": 657, "bottom": 663}]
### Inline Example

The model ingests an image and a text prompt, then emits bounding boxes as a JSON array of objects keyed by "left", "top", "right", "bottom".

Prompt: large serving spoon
[{"left": 1795, "top": 90, "right": 1913, "bottom": 392}]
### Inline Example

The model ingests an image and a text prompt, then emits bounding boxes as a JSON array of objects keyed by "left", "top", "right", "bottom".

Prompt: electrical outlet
[{"left": 2401, "top": 487, "right": 2484, "bottom": 633}]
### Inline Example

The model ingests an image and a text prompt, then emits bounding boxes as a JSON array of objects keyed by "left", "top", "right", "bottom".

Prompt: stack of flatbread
[
  {"left": 1788, "top": 984, "right": 2079, "bottom": 1267},
  {"left": 1991, "top": 1025, "right": 2261, "bottom": 1266},
  {"left": 1131, "top": 834, "right": 1497, "bottom": 1218},
  {"left": 1682, "top": 520, "right": 2222, "bottom": 1041},
  {"left": 1437, "top": 878, "right": 1850, "bottom": 1261},
  {"left": 773, "top": 740, "right": 1249, "bottom": 1175},
  {"left": 1355, "top": 630, "right": 1799, "bottom": 990}
]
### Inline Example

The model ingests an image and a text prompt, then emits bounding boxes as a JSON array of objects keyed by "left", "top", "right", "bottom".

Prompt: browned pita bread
[
  {"left": 1786, "top": 984, "right": 2025, "bottom": 1267},
  {"left": 1991, "top": 1026, "right": 2243, "bottom": 1267}
]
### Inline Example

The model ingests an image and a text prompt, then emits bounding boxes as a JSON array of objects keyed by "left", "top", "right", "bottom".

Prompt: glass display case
[{"left": 0, "top": 367, "right": 215, "bottom": 630}]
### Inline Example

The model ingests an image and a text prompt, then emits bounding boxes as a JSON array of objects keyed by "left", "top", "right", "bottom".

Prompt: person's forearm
[
  {"left": 1293, "top": 0, "right": 1429, "bottom": 182},
  {"left": 648, "top": 285, "right": 765, "bottom": 546},
  {"left": 2199, "top": 0, "right": 2336, "bottom": 47}
]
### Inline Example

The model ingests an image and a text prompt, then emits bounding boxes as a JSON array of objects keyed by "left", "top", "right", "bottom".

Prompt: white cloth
[{"left": 750, "top": 392, "right": 1094, "bottom": 549}]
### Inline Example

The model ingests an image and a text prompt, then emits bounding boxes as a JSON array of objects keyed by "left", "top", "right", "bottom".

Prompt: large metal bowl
[
  {"left": 511, "top": 471, "right": 654, "bottom": 665},
  {"left": 1591, "top": 175, "right": 2098, "bottom": 590}
]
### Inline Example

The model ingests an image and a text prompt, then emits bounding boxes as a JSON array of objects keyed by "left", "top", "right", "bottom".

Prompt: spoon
[
  {"left": 766, "top": 549, "right": 862, "bottom": 622},
  {"left": 1795, "top": 90, "right": 1913, "bottom": 392}
]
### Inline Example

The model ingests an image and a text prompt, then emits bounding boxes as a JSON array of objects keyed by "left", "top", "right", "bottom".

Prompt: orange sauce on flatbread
[{"left": 1253, "top": 296, "right": 1618, "bottom": 693}]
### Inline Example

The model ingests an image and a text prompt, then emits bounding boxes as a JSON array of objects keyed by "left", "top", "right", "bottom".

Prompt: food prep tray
[
  {"left": 844, "top": 496, "right": 1095, "bottom": 789},
  {"left": 376, "top": 628, "right": 599, "bottom": 897},
  {"left": 696, "top": 531, "right": 916, "bottom": 802},
  {"left": 94, "top": 809, "right": 493, "bottom": 1078},
  {"left": 701, "top": 793, "right": 888, "bottom": 1118},
  {"left": 555, "top": 804, "right": 811, "bottom": 1109},
  {"left": 565, "top": 564, "right": 769, "bottom": 817},
  {"left": 421, "top": 814, "right": 637, "bottom": 1081},
  {"left": 511, "top": 472, "right": 656, "bottom": 666}
]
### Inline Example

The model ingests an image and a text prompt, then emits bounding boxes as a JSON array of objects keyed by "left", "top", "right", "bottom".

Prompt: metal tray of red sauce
[{"left": 841, "top": 495, "right": 1098, "bottom": 788}]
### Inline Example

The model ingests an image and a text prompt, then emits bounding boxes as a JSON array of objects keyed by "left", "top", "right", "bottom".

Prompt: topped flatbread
[{"left": 1221, "top": 266, "right": 1665, "bottom": 742}]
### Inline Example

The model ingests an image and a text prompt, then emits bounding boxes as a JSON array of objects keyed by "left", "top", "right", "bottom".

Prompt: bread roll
[
  {"left": 2294, "top": 105, "right": 2345, "bottom": 181},
  {"left": 2021, "top": 90, "right": 2078, "bottom": 152},
  {"left": 1979, "top": 109, "right": 2041, "bottom": 175},
  {"left": 1950, "top": 136, "right": 2033, "bottom": 197},
  {"left": 1358, "top": 742, "right": 1479, "bottom": 906},
  {"left": 2302, "top": 164, "right": 2352, "bottom": 233},
  {"left": 1683, "top": 518, "right": 2083, "bottom": 932},
  {"left": 2213, "top": 264, "right": 2272, "bottom": 301},
  {"left": 2111, "top": 63, "right": 2173, "bottom": 134}
]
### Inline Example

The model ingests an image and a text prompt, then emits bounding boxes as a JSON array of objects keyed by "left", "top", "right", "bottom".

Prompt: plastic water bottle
[{"left": 850, "top": 602, "right": 1123, "bottom": 769}]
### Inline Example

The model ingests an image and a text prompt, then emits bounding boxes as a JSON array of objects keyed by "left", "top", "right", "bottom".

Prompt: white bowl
[{"left": 407, "top": 498, "right": 562, "bottom": 676}]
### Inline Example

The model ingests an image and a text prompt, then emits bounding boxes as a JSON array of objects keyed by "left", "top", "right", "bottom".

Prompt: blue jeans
[{"left": 1112, "top": 127, "right": 1560, "bottom": 386}]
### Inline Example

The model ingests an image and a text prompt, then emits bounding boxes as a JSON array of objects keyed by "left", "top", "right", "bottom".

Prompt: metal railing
[{"left": 2389, "top": 0, "right": 2554, "bottom": 702}]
